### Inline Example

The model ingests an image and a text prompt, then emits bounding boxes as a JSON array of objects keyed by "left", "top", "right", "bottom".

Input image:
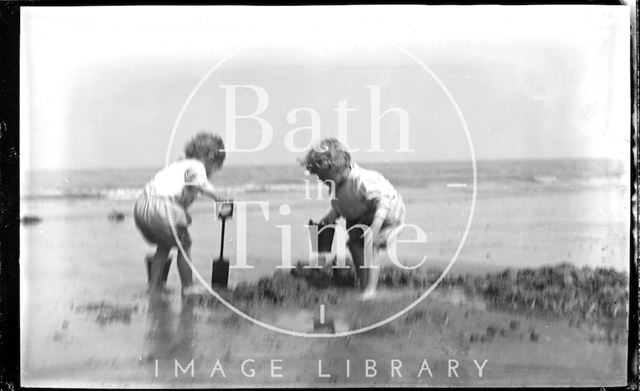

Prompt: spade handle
[{"left": 219, "top": 216, "right": 226, "bottom": 260}]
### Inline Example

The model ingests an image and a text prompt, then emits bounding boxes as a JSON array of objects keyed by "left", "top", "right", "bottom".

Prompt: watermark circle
[{"left": 164, "top": 43, "right": 477, "bottom": 338}]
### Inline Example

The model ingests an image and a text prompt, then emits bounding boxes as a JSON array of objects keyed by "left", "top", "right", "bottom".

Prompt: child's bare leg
[
  {"left": 176, "top": 229, "right": 193, "bottom": 291},
  {"left": 348, "top": 237, "right": 381, "bottom": 300},
  {"left": 347, "top": 239, "right": 368, "bottom": 290},
  {"left": 149, "top": 245, "right": 171, "bottom": 294},
  {"left": 361, "top": 250, "right": 382, "bottom": 299}
]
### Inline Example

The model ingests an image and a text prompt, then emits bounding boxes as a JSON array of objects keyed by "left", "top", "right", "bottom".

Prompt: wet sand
[
  {"left": 21, "top": 283, "right": 626, "bottom": 388},
  {"left": 20, "top": 185, "right": 629, "bottom": 387}
]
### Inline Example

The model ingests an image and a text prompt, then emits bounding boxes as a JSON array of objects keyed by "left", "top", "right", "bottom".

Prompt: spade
[{"left": 212, "top": 201, "right": 234, "bottom": 288}]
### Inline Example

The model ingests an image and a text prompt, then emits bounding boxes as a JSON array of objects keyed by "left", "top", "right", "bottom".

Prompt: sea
[
  {"left": 19, "top": 157, "right": 631, "bottom": 295},
  {"left": 21, "top": 159, "right": 628, "bottom": 204}
]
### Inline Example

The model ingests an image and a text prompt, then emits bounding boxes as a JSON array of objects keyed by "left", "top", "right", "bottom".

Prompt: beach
[{"left": 19, "top": 159, "right": 630, "bottom": 387}]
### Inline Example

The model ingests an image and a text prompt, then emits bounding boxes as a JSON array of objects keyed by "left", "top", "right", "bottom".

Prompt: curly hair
[
  {"left": 184, "top": 132, "right": 226, "bottom": 165},
  {"left": 298, "top": 137, "right": 351, "bottom": 175}
]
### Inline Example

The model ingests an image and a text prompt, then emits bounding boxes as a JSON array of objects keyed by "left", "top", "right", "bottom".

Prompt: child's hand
[
  {"left": 217, "top": 198, "right": 234, "bottom": 219},
  {"left": 368, "top": 203, "right": 389, "bottom": 238},
  {"left": 319, "top": 216, "right": 335, "bottom": 226},
  {"left": 362, "top": 207, "right": 387, "bottom": 245},
  {"left": 319, "top": 209, "right": 340, "bottom": 225}
]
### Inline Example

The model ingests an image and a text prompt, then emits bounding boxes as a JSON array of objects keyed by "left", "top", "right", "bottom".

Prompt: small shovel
[{"left": 212, "top": 201, "right": 234, "bottom": 288}]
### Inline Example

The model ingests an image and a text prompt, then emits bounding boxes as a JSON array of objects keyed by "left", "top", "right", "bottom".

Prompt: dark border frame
[{"left": 0, "top": 1, "right": 637, "bottom": 390}]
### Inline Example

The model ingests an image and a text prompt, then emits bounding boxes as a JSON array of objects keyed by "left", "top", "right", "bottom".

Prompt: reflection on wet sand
[{"left": 145, "top": 296, "right": 195, "bottom": 367}]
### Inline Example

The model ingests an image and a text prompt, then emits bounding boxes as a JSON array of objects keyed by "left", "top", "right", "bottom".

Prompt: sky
[{"left": 20, "top": 5, "right": 631, "bottom": 171}]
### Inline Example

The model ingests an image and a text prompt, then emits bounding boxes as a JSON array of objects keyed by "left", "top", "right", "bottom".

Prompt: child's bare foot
[
  {"left": 148, "top": 286, "right": 163, "bottom": 296},
  {"left": 359, "top": 289, "right": 377, "bottom": 301},
  {"left": 161, "top": 285, "right": 175, "bottom": 294},
  {"left": 147, "top": 294, "right": 170, "bottom": 312},
  {"left": 147, "top": 276, "right": 164, "bottom": 296},
  {"left": 147, "top": 281, "right": 172, "bottom": 295},
  {"left": 181, "top": 284, "right": 208, "bottom": 297}
]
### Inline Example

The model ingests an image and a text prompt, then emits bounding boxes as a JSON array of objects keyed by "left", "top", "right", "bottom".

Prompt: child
[
  {"left": 134, "top": 132, "right": 228, "bottom": 296},
  {"left": 300, "top": 137, "right": 406, "bottom": 300}
]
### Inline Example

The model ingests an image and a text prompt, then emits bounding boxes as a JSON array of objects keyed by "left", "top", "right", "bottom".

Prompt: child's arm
[
  {"left": 198, "top": 181, "right": 226, "bottom": 202},
  {"left": 185, "top": 166, "right": 227, "bottom": 202},
  {"left": 353, "top": 170, "right": 395, "bottom": 241},
  {"left": 369, "top": 198, "right": 391, "bottom": 238},
  {"left": 320, "top": 208, "right": 340, "bottom": 225}
]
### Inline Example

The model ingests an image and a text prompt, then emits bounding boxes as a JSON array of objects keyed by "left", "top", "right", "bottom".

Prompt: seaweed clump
[
  {"left": 456, "top": 263, "right": 628, "bottom": 322},
  {"left": 76, "top": 301, "right": 138, "bottom": 326},
  {"left": 207, "top": 262, "right": 437, "bottom": 309},
  {"left": 195, "top": 260, "right": 629, "bottom": 329},
  {"left": 21, "top": 215, "right": 42, "bottom": 225},
  {"left": 108, "top": 210, "right": 126, "bottom": 222},
  {"left": 216, "top": 264, "right": 348, "bottom": 309},
  {"left": 377, "top": 267, "right": 443, "bottom": 289}
]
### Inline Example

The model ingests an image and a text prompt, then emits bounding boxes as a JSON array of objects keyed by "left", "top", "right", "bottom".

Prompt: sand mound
[{"left": 190, "top": 262, "right": 628, "bottom": 327}]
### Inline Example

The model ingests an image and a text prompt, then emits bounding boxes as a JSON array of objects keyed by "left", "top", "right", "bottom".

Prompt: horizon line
[{"left": 23, "top": 156, "right": 626, "bottom": 173}]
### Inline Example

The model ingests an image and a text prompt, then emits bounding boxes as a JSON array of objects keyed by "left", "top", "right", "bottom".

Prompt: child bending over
[
  {"left": 134, "top": 132, "right": 228, "bottom": 296},
  {"left": 300, "top": 137, "right": 406, "bottom": 300}
]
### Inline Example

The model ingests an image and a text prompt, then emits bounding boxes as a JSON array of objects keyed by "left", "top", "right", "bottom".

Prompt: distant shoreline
[{"left": 23, "top": 157, "right": 626, "bottom": 174}]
